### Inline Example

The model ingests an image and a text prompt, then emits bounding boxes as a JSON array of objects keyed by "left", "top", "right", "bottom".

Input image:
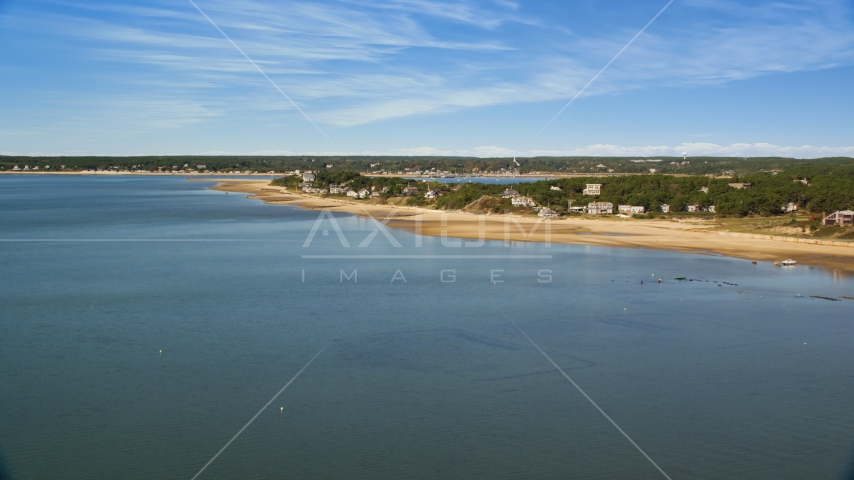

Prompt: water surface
[{"left": 1, "top": 175, "right": 852, "bottom": 479}]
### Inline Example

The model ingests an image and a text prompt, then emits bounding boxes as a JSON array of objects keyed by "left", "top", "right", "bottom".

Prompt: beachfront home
[
  {"left": 728, "top": 182, "right": 752, "bottom": 189},
  {"left": 583, "top": 184, "right": 602, "bottom": 196},
  {"left": 587, "top": 202, "right": 613, "bottom": 215},
  {"left": 783, "top": 202, "right": 798, "bottom": 213},
  {"left": 425, "top": 189, "right": 442, "bottom": 199},
  {"left": 538, "top": 207, "right": 559, "bottom": 218},
  {"left": 619, "top": 205, "right": 646, "bottom": 215},
  {"left": 569, "top": 206, "right": 586, "bottom": 213},
  {"left": 660, "top": 204, "right": 670, "bottom": 213},
  {"left": 686, "top": 205, "right": 699, "bottom": 212},
  {"left": 12, "top": 165, "right": 20, "bottom": 171},
  {"left": 502, "top": 188, "right": 520, "bottom": 198},
  {"left": 402, "top": 186, "right": 419, "bottom": 196},
  {"left": 302, "top": 172, "right": 316, "bottom": 182},
  {"left": 329, "top": 186, "right": 345, "bottom": 194},
  {"left": 512, "top": 196, "right": 536, "bottom": 207},
  {"left": 707, "top": 206, "right": 716, "bottom": 213},
  {"left": 823, "top": 210, "right": 854, "bottom": 226},
  {"left": 346, "top": 189, "right": 359, "bottom": 198},
  {"left": 358, "top": 189, "right": 370, "bottom": 199}
]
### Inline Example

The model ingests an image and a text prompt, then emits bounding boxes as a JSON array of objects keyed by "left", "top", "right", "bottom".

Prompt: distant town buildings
[
  {"left": 583, "top": 184, "right": 602, "bottom": 196},
  {"left": 587, "top": 202, "right": 613, "bottom": 214}
]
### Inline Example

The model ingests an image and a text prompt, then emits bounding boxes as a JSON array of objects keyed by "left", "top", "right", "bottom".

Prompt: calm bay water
[{"left": 1, "top": 175, "right": 853, "bottom": 479}]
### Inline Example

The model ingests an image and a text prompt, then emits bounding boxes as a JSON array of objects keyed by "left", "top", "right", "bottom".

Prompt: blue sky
[{"left": 1, "top": 0, "right": 853, "bottom": 157}]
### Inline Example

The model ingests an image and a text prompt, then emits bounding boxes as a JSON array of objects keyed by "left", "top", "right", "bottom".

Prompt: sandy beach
[{"left": 211, "top": 179, "right": 854, "bottom": 273}]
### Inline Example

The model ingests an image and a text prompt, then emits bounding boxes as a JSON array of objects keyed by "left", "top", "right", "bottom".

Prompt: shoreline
[{"left": 212, "top": 179, "right": 854, "bottom": 273}]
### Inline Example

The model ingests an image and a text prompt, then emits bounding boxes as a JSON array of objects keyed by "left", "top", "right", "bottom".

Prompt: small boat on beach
[
  {"left": 674, "top": 276, "right": 686, "bottom": 280},
  {"left": 781, "top": 259, "right": 797, "bottom": 266}
]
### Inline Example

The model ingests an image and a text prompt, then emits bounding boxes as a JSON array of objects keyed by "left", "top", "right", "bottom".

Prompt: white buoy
[{"left": 159, "top": 350, "right": 162, "bottom": 354}]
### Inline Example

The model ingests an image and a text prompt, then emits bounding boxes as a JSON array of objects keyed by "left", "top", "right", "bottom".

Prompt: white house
[
  {"left": 512, "top": 196, "right": 536, "bottom": 207},
  {"left": 329, "top": 186, "right": 345, "bottom": 194},
  {"left": 587, "top": 202, "right": 613, "bottom": 214},
  {"left": 686, "top": 205, "right": 699, "bottom": 212},
  {"left": 346, "top": 189, "right": 359, "bottom": 198},
  {"left": 425, "top": 189, "right": 442, "bottom": 199},
  {"left": 782, "top": 202, "right": 798, "bottom": 213},
  {"left": 538, "top": 207, "right": 559, "bottom": 218},
  {"left": 357, "top": 188, "right": 370, "bottom": 198},
  {"left": 302, "top": 172, "right": 316, "bottom": 182},
  {"left": 583, "top": 184, "right": 602, "bottom": 196},
  {"left": 707, "top": 206, "right": 716, "bottom": 213},
  {"left": 700, "top": 186, "right": 709, "bottom": 193},
  {"left": 550, "top": 186, "right": 562, "bottom": 191},
  {"left": 619, "top": 205, "right": 646, "bottom": 214},
  {"left": 823, "top": 210, "right": 854, "bottom": 226},
  {"left": 12, "top": 165, "right": 20, "bottom": 171},
  {"left": 660, "top": 204, "right": 670, "bottom": 213}
]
